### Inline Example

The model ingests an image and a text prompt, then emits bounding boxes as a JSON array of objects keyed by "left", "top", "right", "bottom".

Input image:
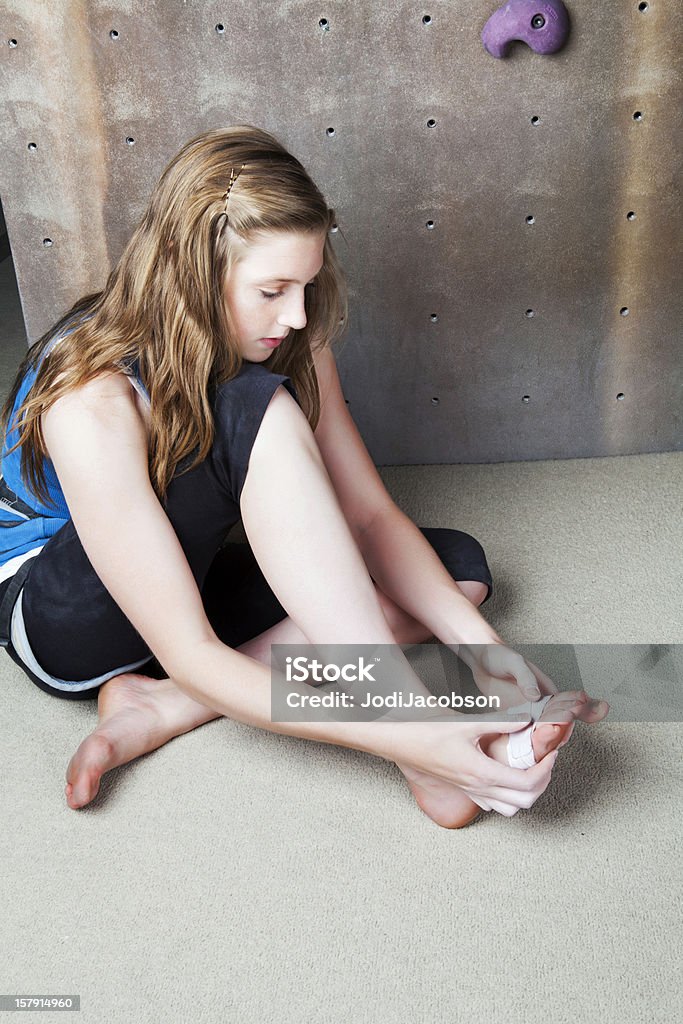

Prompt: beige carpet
[{"left": 1, "top": 254, "right": 681, "bottom": 1022}]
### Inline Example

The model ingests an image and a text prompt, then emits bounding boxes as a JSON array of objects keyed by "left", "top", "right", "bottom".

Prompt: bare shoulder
[
  {"left": 41, "top": 370, "right": 148, "bottom": 462},
  {"left": 49, "top": 368, "right": 134, "bottom": 404}
]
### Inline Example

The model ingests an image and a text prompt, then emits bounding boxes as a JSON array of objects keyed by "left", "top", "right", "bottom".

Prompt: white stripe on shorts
[{"left": 10, "top": 586, "right": 152, "bottom": 692}]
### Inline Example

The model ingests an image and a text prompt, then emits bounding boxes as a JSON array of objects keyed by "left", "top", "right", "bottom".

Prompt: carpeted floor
[{"left": 1, "top": 251, "right": 681, "bottom": 1023}]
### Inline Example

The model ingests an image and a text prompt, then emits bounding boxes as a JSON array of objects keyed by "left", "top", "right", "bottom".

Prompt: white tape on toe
[{"left": 506, "top": 695, "right": 553, "bottom": 769}]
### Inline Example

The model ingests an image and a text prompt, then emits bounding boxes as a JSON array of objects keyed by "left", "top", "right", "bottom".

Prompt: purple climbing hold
[{"left": 482, "top": 0, "right": 570, "bottom": 58}]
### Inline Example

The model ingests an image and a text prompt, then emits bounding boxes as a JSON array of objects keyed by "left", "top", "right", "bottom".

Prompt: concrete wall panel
[{"left": 0, "top": 0, "right": 680, "bottom": 462}]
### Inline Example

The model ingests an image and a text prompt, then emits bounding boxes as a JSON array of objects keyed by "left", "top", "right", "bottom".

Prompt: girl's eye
[{"left": 259, "top": 283, "right": 316, "bottom": 301}]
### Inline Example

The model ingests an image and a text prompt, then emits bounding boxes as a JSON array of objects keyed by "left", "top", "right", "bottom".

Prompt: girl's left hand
[{"left": 459, "top": 641, "right": 559, "bottom": 708}]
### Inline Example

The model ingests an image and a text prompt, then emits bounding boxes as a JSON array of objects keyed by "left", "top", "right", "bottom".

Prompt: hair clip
[{"left": 223, "top": 163, "right": 246, "bottom": 212}]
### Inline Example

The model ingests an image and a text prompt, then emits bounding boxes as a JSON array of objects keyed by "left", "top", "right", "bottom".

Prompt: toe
[{"left": 532, "top": 723, "right": 560, "bottom": 760}]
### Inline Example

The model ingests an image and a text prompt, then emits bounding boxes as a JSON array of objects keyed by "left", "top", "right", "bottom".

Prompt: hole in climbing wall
[
  {"left": 27, "top": 143, "right": 37, "bottom": 151},
  {"left": 326, "top": 127, "right": 335, "bottom": 136},
  {"left": 126, "top": 137, "right": 135, "bottom": 145},
  {"left": 215, "top": 24, "right": 225, "bottom": 34},
  {"left": 42, "top": 238, "right": 53, "bottom": 248},
  {"left": 430, "top": 313, "right": 439, "bottom": 323},
  {"left": 627, "top": 211, "right": 636, "bottom": 220},
  {"left": 531, "top": 14, "right": 546, "bottom": 29},
  {"left": 530, "top": 115, "right": 540, "bottom": 125},
  {"left": 109, "top": 29, "right": 119, "bottom": 40},
  {"left": 522, "top": 395, "right": 530, "bottom": 404},
  {"left": 9, "top": 39, "right": 18, "bottom": 47},
  {"left": 431, "top": 397, "right": 440, "bottom": 405},
  {"left": 633, "top": 111, "right": 643, "bottom": 121},
  {"left": 620, "top": 307, "right": 630, "bottom": 316},
  {"left": 525, "top": 309, "right": 535, "bottom": 318},
  {"left": 638, "top": 2, "right": 649, "bottom": 12},
  {"left": 427, "top": 118, "right": 437, "bottom": 128},
  {"left": 426, "top": 220, "right": 435, "bottom": 229},
  {"left": 319, "top": 18, "right": 330, "bottom": 31},
  {"left": 617, "top": 393, "right": 625, "bottom": 400},
  {"left": 422, "top": 15, "right": 432, "bottom": 25},
  {"left": 330, "top": 224, "right": 338, "bottom": 233},
  {"left": 526, "top": 215, "right": 535, "bottom": 224}
]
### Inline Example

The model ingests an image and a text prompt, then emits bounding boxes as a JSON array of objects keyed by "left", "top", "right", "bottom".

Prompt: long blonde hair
[{"left": 0, "top": 125, "right": 348, "bottom": 509}]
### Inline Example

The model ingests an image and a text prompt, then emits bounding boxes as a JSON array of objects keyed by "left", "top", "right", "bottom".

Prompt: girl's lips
[{"left": 260, "top": 336, "right": 285, "bottom": 347}]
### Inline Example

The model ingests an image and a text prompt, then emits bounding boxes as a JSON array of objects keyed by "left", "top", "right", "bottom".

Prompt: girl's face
[{"left": 223, "top": 230, "right": 326, "bottom": 362}]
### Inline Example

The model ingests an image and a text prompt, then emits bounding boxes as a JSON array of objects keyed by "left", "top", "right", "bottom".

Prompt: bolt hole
[
  {"left": 319, "top": 18, "right": 330, "bottom": 30},
  {"left": 620, "top": 307, "right": 630, "bottom": 316},
  {"left": 526, "top": 215, "right": 535, "bottom": 224},
  {"left": 531, "top": 115, "right": 540, "bottom": 125},
  {"left": 522, "top": 396, "right": 531, "bottom": 404},
  {"left": 531, "top": 14, "right": 546, "bottom": 29},
  {"left": 430, "top": 313, "right": 439, "bottom": 323},
  {"left": 633, "top": 111, "right": 643, "bottom": 121},
  {"left": 9, "top": 38, "right": 18, "bottom": 48},
  {"left": 126, "top": 136, "right": 135, "bottom": 146},
  {"left": 326, "top": 127, "right": 335, "bottom": 136},
  {"left": 638, "top": 2, "right": 648, "bottom": 12},
  {"left": 627, "top": 211, "right": 636, "bottom": 221},
  {"left": 427, "top": 118, "right": 437, "bottom": 128},
  {"left": 525, "top": 309, "right": 535, "bottom": 318},
  {"left": 43, "top": 238, "right": 53, "bottom": 248},
  {"left": 28, "top": 142, "right": 37, "bottom": 151},
  {"left": 617, "top": 393, "right": 625, "bottom": 400},
  {"left": 431, "top": 397, "right": 440, "bottom": 406},
  {"left": 109, "top": 29, "right": 119, "bottom": 40},
  {"left": 422, "top": 15, "right": 432, "bottom": 25},
  {"left": 426, "top": 220, "right": 435, "bottom": 229},
  {"left": 215, "top": 23, "right": 225, "bottom": 34},
  {"left": 330, "top": 224, "right": 338, "bottom": 233}
]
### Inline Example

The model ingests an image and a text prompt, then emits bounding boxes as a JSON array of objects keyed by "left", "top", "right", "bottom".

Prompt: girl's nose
[{"left": 278, "top": 290, "right": 307, "bottom": 331}]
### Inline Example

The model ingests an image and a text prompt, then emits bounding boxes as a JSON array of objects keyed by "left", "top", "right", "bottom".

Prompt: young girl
[{"left": 0, "top": 126, "right": 607, "bottom": 826}]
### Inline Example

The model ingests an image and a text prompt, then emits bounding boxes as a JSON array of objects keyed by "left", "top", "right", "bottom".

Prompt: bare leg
[
  {"left": 64, "top": 581, "right": 476, "bottom": 809},
  {"left": 63, "top": 385, "right": 491, "bottom": 813}
]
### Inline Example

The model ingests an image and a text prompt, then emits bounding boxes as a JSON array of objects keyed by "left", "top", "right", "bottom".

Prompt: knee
[
  {"left": 457, "top": 580, "right": 489, "bottom": 606},
  {"left": 419, "top": 527, "right": 493, "bottom": 606}
]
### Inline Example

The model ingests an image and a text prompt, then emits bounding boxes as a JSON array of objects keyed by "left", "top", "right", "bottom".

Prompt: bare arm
[
  {"left": 40, "top": 378, "right": 395, "bottom": 759},
  {"left": 312, "top": 347, "right": 501, "bottom": 645},
  {"left": 357, "top": 505, "right": 503, "bottom": 646}
]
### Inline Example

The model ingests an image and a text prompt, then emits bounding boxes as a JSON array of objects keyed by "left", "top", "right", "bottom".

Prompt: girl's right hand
[{"left": 388, "top": 713, "right": 558, "bottom": 815}]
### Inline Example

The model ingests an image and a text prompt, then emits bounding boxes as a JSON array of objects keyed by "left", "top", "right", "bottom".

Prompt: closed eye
[{"left": 260, "top": 282, "right": 317, "bottom": 302}]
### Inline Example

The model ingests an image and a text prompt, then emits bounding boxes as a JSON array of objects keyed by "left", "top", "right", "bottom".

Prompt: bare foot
[
  {"left": 398, "top": 690, "right": 609, "bottom": 829},
  {"left": 65, "top": 672, "right": 221, "bottom": 809}
]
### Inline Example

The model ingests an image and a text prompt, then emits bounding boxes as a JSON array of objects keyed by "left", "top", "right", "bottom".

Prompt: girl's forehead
[{"left": 238, "top": 231, "right": 325, "bottom": 274}]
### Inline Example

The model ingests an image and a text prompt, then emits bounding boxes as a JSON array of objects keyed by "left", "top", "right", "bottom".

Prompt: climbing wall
[{"left": 0, "top": 1, "right": 680, "bottom": 463}]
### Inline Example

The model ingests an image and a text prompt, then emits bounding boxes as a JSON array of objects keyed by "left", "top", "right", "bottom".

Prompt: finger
[
  {"left": 470, "top": 747, "right": 559, "bottom": 793},
  {"left": 524, "top": 658, "right": 559, "bottom": 696},
  {"left": 487, "top": 800, "right": 522, "bottom": 817},
  {"left": 461, "top": 791, "right": 520, "bottom": 816},
  {"left": 511, "top": 656, "right": 542, "bottom": 700}
]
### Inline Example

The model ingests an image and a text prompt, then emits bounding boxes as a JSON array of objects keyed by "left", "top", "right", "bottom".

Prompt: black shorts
[{"left": 0, "top": 528, "right": 493, "bottom": 701}]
